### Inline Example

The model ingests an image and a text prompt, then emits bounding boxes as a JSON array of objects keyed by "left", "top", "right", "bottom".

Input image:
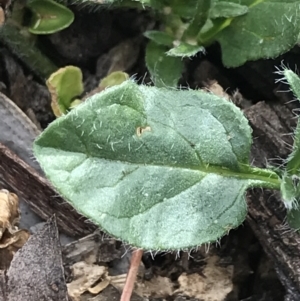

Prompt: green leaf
[
  {"left": 0, "top": 23, "right": 57, "bottom": 80},
  {"left": 145, "top": 41, "right": 184, "bottom": 87},
  {"left": 167, "top": 42, "right": 205, "bottom": 57},
  {"left": 210, "top": 2, "right": 248, "bottom": 19},
  {"left": 216, "top": 1, "right": 300, "bottom": 67},
  {"left": 70, "top": 99, "right": 82, "bottom": 109},
  {"left": 182, "top": 0, "right": 211, "bottom": 38},
  {"left": 144, "top": 30, "right": 174, "bottom": 47},
  {"left": 279, "top": 69, "right": 300, "bottom": 228},
  {"left": 27, "top": 0, "right": 74, "bottom": 34},
  {"left": 284, "top": 69, "right": 300, "bottom": 101},
  {"left": 171, "top": 0, "right": 202, "bottom": 18},
  {"left": 34, "top": 81, "right": 280, "bottom": 250},
  {"left": 47, "top": 66, "right": 83, "bottom": 117},
  {"left": 283, "top": 69, "right": 300, "bottom": 175},
  {"left": 287, "top": 204, "right": 300, "bottom": 230},
  {"left": 99, "top": 71, "right": 129, "bottom": 90},
  {"left": 142, "top": 0, "right": 163, "bottom": 9},
  {"left": 280, "top": 173, "right": 298, "bottom": 209}
]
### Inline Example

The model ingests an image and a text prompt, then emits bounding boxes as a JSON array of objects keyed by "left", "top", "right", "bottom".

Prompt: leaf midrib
[{"left": 44, "top": 143, "right": 280, "bottom": 189}]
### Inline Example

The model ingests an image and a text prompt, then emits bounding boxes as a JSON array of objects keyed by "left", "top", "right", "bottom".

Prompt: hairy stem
[
  {"left": 0, "top": 23, "right": 57, "bottom": 80},
  {"left": 197, "top": 17, "right": 233, "bottom": 46},
  {"left": 202, "top": 165, "right": 281, "bottom": 190}
]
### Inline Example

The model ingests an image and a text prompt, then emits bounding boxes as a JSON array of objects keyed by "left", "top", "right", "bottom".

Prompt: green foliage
[
  {"left": 283, "top": 69, "right": 300, "bottom": 176},
  {"left": 209, "top": 2, "right": 248, "bottom": 19},
  {"left": 280, "top": 173, "right": 298, "bottom": 209},
  {"left": 145, "top": 41, "right": 184, "bottom": 87},
  {"left": 20, "top": 0, "right": 300, "bottom": 86},
  {"left": 144, "top": 31, "right": 174, "bottom": 47},
  {"left": 27, "top": 0, "right": 74, "bottom": 34},
  {"left": 280, "top": 69, "right": 300, "bottom": 224},
  {"left": 24, "top": 0, "right": 300, "bottom": 249},
  {"left": 99, "top": 71, "right": 129, "bottom": 90},
  {"left": 34, "top": 80, "right": 282, "bottom": 250},
  {"left": 0, "top": 23, "right": 57, "bottom": 80},
  {"left": 141, "top": 0, "right": 300, "bottom": 84},
  {"left": 287, "top": 204, "right": 300, "bottom": 230},
  {"left": 166, "top": 43, "right": 205, "bottom": 57},
  {"left": 47, "top": 66, "right": 83, "bottom": 117},
  {"left": 216, "top": 1, "right": 300, "bottom": 67}
]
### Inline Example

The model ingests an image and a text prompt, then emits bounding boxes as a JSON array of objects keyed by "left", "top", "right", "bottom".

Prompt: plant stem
[
  {"left": 200, "top": 165, "right": 281, "bottom": 190},
  {"left": 197, "top": 17, "right": 233, "bottom": 46},
  {"left": 183, "top": 0, "right": 211, "bottom": 40},
  {"left": 0, "top": 23, "right": 57, "bottom": 80},
  {"left": 120, "top": 249, "right": 143, "bottom": 301}
]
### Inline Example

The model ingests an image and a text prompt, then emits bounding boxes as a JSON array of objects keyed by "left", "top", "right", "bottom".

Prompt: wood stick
[
  {"left": 120, "top": 249, "right": 143, "bottom": 301},
  {"left": 245, "top": 101, "right": 300, "bottom": 300},
  {"left": 0, "top": 142, "right": 96, "bottom": 237}
]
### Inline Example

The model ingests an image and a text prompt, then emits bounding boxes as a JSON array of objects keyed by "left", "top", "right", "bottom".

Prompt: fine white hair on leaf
[
  {"left": 204, "top": 242, "right": 211, "bottom": 253},
  {"left": 266, "top": 156, "right": 285, "bottom": 169},
  {"left": 187, "top": 249, "right": 195, "bottom": 259},
  {"left": 139, "top": 72, "right": 148, "bottom": 86},
  {"left": 280, "top": 139, "right": 293, "bottom": 151},
  {"left": 149, "top": 250, "right": 154, "bottom": 260},
  {"left": 284, "top": 97, "right": 298, "bottom": 105},
  {"left": 292, "top": 107, "right": 300, "bottom": 116},
  {"left": 75, "top": 118, "right": 85, "bottom": 128},
  {"left": 215, "top": 238, "right": 222, "bottom": 249},
  {"left": 281, "top": 132, "right": 295, "bottom": 138},
  {"left": 88, "top": 127, "right": 95, "bottom": 135},
  {"left": 283, "top": 197, "right": 297, "bottom": 210},
  {"left": 129, "top": 73, "right": 138, "bottom": 82},
  {"left": 121, "top": 245, "right": 130, "bottom": 258}
]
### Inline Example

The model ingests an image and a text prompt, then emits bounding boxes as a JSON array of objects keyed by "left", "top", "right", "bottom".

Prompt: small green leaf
[
  {"left": 0, "top": 23, "right": 57, "bottom": 79},
  {"left": 171, "top": 0, "right": 209, "bottom": 20},
  {"left": 287, "top": 205, "right": 300, "bottom": 230},
  {"left": 99, "top": 71, "right": 129, "bottom": 90},
  {"left": 47, "top": 66, "right": 83, "bottom": 117},
  {"left": 70, "top": 99, "right": 82, "bottom": 109},
  {"left": 167, "top": 42, "right": 205, "bottom": 57},
  {"left": 34, "top": 81, "right": 280, "bottom": 250},
  {"left": 210, "top": 2, "right": 248, "bottom": 19},
  {"left": 171, "top": 0, "right": 200, "bottom": 18},
  {"left": 283, "top": 69, "right": 300, "bottom": 103},
  {"left": 182, "top": 0, "right": 211, "bottom": 38},
  {"left": 145, "top": 41, "right": 184, "bottom": 87},
  {"left": 216, "top": 2, "right": 300, "bottom": 67},
  {"left": 283, "top": 69, "right": 300, "bottom": 175},
  {"left": 27, "top": 0, "right": 74, "bottom": 34},
  {"left": 144, "top": 30, "right": 174, "bottom": 47},
  {"left": 280, "top": 70, "right": 300, "bottom": 227},
  {"left": 280, "top": 173, "right": 297, "bottom": 209}
]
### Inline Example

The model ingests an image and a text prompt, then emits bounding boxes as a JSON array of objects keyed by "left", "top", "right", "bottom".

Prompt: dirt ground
[{"left": 1, "top": 5, "right": 300, "bottom": 301}]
